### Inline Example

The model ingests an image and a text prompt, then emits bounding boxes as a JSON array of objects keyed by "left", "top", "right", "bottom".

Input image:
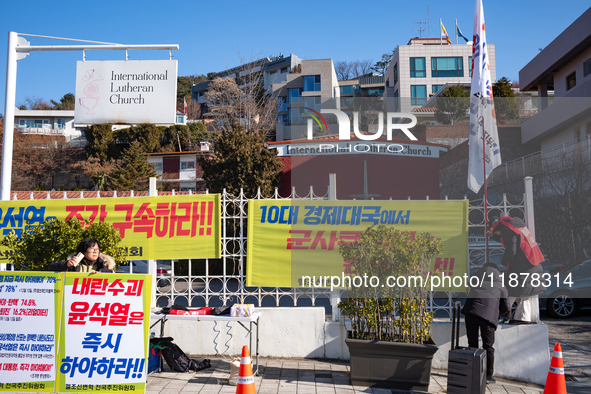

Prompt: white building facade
[{"left": 384, "top": 38, "right": 496, "bottom": 112}]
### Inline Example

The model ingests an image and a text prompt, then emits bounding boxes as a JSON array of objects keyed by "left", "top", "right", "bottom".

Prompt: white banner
[
  {"left": 75, "top": 60, "right": 178, "bottom": 125},
  {"left": 58, "top": 274, "right": 149, "bottom": 389},
  {"left": 0, "top": 272, "right": 60, "bottom": 391},
  {"left": 467, "top": 0, "right": 501, "bottom": 193}
]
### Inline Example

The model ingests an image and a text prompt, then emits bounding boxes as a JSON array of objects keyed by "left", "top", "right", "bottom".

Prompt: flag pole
[
  {"left": 440, "top": 19, "right": 442, "bottom": 45},
  {"left": 483, "top": 114, "right": 489, "bottom": 264},
  {"left": 455, "top": 19, "right": 458, "bottom": 45}
]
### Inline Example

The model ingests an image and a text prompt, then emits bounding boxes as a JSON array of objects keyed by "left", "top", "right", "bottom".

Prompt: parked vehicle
[{"left": 539, "top": 258, "right": 591, "bottom": 318}]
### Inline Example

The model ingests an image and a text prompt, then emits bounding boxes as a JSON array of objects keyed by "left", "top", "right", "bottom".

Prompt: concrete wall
[{"left": 153, "top": 307, "right": 549, "bottom": 385}]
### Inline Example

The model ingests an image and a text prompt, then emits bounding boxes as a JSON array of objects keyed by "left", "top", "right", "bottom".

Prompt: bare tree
[
  {"left": 204, "top": 53, "right": 278, "bottom": 138},
  {"left": 186, "top": 98, "right": 202, "bottom": 120},
  {"left": 354, "top": 59, "right": 373, "bottom": 77},
  {"left": 335, "top": 59, "right": 374, "bottom": 81},
  {"left": 22, "top": 96, "right": 53, "bottom": 110},
  {"left": 335, "top": 61, "right": 354, "bottom": 81}
]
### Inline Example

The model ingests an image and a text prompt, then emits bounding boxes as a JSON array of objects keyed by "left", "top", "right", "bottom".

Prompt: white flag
[{"left": 468, "top": 0, "right": 501, "bottom": 193}]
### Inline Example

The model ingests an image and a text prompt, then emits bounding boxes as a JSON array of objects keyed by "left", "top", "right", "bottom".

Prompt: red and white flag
[
  {"left": 467, "top": 0, "right": 501, "bottom": 193},
  {"left": 183, "top": 97, "right": 188, "bottom": 115}
]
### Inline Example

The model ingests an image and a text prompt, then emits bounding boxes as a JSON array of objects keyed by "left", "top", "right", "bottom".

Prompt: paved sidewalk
[
  {"left": 143, "top": 357, "right": 545, "bottom": 394},
  {"left": 559, "top": 345, "right": 591, "bottom": 394}
]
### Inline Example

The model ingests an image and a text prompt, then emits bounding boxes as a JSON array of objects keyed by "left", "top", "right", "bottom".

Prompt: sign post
[{"left": 0, "top": 32, "right": 179, "bottom": 201}]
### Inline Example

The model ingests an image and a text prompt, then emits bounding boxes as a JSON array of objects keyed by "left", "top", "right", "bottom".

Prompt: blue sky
[{"left": 0, "top": 0, "right": 589, "bottom": 113}]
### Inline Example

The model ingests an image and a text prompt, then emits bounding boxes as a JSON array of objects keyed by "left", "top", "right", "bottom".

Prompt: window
[
  {"left": 566, "top": 72, "right": 576, "bottom": 91},
  {"left": 56, "top": 119, "right": 66, "bottom": 129},
  {"left": 288, "top": 88, "right": 303, "bottom": 103},
  {"left": 176, "top": 116, "right": 184, "bottom": 124},
  {"left": 303, "top": 96, "right": 321, "bottom": 112},
  {"left": 340, "top": 85, "right": 356, "bottom": 94},
  {"left": 393, "top": 63, "right": 398, "bottom": 84},
  {"left": 303, "top": 75, "right": 321, "bottom": 91},
  {"left": 469, "top": 56, "right": 472, "bottom": 77},
  {"left": 411, "top": 85, "right": 427, "bottom": 105},
  {"left": 153, "top": 163, "right": 163, "bottom": 171},
  {"left": 180, "top": 161, "right": 195, "bottom": 170},
  {"left": 281, "top": 67, "right": 289, "bottom": 73},
  {"left": 410, "top": 58, "right": 426, "bottom": 77},
  {"left": 584, "top": 58, "right": 591, "bottom": 78},
  {"left": 288, "top": 107, "right": 305, "bottom": 125},
  {"left": 19, "top": 119, "right": 49, "bottom": 128},
  {"left": 432, "top": 85, "right": 445, "bottom": 94},
  {"left": 362, "top": 88, "right": 384, "bottom": 96},
  {"left": 431, "top": 57, "right": 464, "bottom": 77},
  {"left": 279, "top": 115, "right": 288, "bottom": 126},
  {"left": 278, "top": 96, "right": 287, "bottom": 111},
  {"left": 386, "top": 79, "right": 389, "bottom": 87}
]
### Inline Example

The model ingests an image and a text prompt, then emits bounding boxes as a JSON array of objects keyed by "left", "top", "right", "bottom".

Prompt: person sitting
[{"left": 48, "top": 238, "right": 115, "bottom": 273}]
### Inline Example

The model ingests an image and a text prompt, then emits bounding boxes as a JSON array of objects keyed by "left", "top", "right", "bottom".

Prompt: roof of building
[
  {"left": 145, "top": 151, "right": 211, "bottom": 156},
  {"left": 268, "top": 135, "right": 450, "bottom": 149},
  {"left": 519, "top": 7, "right": 591, "bottom": 91},
  {"left": 7, "top": 190, "right": 207, "bottom": 201}
]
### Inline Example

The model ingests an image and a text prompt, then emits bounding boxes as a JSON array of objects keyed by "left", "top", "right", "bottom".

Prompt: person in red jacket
[{"left": 485, "top": 216, "right": 545, "bottom": 323}]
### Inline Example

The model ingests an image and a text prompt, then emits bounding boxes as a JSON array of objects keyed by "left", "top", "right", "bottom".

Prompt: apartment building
[
  {"left": 14, "top": 109, "right": 85, "bottom": 145},
  {"left": 273, "top": 59, "right": 340, "bottom": 141},
  {"left": 191, "top": 54, "right": 302, "bottom": 104},
  {"left": 519, "top": 7, "right": 591, "bottom": 150},
  {"left": 384, "top": 38, "right": 496, "bottom": 112}
]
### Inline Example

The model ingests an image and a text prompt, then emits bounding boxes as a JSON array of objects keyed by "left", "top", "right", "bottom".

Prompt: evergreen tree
[
  {"left": 197, "top": 120, "right": 283, "bottom": 197},
  {"left": 106, "top": 141, "right": 157, "bottom": 191},
  {"left": 492, "top": 77, "right": 519, "bottom": 124},
  {"left": 434, "top": 84, "right": 469, "bottom": 125}
]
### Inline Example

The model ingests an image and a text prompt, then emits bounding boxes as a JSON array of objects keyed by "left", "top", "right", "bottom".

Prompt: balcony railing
[
  {"left": 16, "top": 127, "right": 66, "bottom": 136},
  {"left": 359, "top": 75, "right": 384, "bottom": 85},
  {"left": 488, "top": 135, "right": 591, "bottom": 185}
]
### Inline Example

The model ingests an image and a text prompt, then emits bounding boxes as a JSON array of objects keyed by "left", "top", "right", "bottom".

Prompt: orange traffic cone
[
  {"left": 236, "top": 345, "right": 256, "bottom": 394},
  {"left": 544, "top": 343, "right": 567, "bottom": 394}
]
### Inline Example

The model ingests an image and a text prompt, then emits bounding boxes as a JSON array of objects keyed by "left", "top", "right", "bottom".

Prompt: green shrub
[{"left": 0, "top": 218, "right": 127, "bottom": 271}]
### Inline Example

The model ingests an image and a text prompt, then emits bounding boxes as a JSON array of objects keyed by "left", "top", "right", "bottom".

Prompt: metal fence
[
  {"left": 0, "top": 188, "right": 528, "bottom": 319},
  {"left": 154, "top": 189, "right": 528, "bottom": 319},
  {"left": 489, "top": 134, "right": 591, "bottom": 186}
]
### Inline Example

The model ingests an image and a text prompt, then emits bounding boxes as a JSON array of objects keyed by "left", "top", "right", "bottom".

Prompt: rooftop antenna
[{"left": 413, "top": 21, "right": 428, "bottom": 38}]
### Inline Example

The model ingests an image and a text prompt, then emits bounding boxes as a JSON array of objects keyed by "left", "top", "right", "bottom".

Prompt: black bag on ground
[{"left": 153, "top": 337, "right": 211, "bottom": 373}]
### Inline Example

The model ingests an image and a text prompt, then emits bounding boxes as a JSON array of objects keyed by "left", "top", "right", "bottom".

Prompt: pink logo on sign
[{"left": 79, "top": 69, "right": 103, "bottom": 115}]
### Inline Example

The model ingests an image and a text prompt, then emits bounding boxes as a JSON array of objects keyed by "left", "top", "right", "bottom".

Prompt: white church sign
[{"left": 75, "top": 60, "right": 178, "bottom": 125}]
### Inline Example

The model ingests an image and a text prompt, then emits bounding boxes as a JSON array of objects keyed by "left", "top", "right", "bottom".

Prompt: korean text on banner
[
  {"left": 0, "top": 194, "right": 221, "bottom": 260},
  {"left": 246, "top": 200, "right": 468, "bottom": 291},
  {"left": 75, "top": 60, "right": 178, "bottom": 125},
  {"left": 0, "top": 272, "right": 63, "bottom": 393},
  {"left": 467, "top": 0, "right": 501, "bottom": 193},
  {"left": 56, "top": 273, "right": 152, "bottom": 393}
]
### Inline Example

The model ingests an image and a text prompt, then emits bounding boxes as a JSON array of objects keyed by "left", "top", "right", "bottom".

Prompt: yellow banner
[
  {"left": 247, "top": 200, "right": 468, "bottom": 290},
  {"left": 0, "top": 195, "right": 221, "bottom": 260}
]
